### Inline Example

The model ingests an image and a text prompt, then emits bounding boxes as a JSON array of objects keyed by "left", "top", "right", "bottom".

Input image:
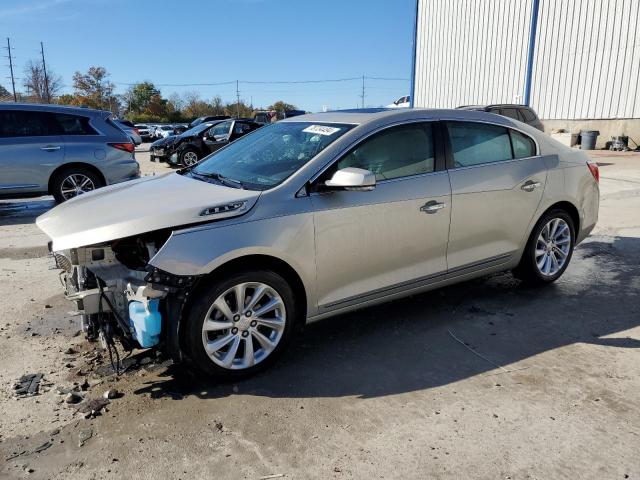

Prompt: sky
[{"left": 0, "top": 0, "right": 415, "bottom": 112}]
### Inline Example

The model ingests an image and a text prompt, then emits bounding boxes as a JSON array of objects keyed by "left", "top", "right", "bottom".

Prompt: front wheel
[
  {"left": 180, "top": 149, "right": 199, "bottom": 167},
  {"left": 184, "top": 270, "right": 298, "bottom": 379},
  {"left": 514, "top": 209, "right": 575, "bottom": 285}
]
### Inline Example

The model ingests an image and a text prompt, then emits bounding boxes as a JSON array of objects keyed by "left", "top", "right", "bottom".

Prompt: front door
[
  {"left": 203, "top": 120, "right": 233, "bottom": 154},
  {"left": 310, "top": 121, "right": 451, "bottom": 311},
  {"left": 444, "top": 121, "right": 547, "bottom": 270}
]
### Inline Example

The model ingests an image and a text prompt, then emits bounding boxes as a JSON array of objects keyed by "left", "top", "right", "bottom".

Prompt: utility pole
[
  {"left": 236, "top": 80, "right": 241, "bottom": 118},
  {"left": 360, "top": 75, "right": 365, "bottom": 108},
  {"left": 40, "top": 42, "right": 50, "bottom": 103},
  {"left": 6, "top": 38, "right": 17, "bottom": 102}
]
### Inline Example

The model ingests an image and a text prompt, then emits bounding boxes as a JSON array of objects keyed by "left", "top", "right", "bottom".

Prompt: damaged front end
[{"left": 52, "top": 231, "right": 199, "bottom": 363}]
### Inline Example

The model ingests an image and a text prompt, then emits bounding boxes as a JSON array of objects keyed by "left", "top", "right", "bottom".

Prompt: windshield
[
  {"left": 191, "top": 122, "right": 354, "bottom": 190},
  {"left": 180, "top": 123, "right": 213, "bottom": 137},
  {"left": 161, "top": 126, "right": 173, "bottom": 130}
]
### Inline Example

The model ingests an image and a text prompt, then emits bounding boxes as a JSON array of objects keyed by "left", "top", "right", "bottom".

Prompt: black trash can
[{"left": 580, "top": 130, "right": 600, "bottom": 150}]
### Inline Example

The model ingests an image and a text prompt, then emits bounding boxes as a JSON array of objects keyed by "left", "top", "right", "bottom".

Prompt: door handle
[
  {"left": 40, "top": 145, "right": 61, "bottom": 152},
  {"left": 521, "top": 180, "right": 541, "bottom": 192},
  {"left": 420, "top": 200, "right": 446, "bottom": 214}
]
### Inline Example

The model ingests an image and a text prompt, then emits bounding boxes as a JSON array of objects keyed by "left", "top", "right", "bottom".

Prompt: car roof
[
  {"left": 0, "top": 102, "right": 110, "bottom": 117},
  {"left": 278, "top": 108, "right": 542, "bottom": 136}
]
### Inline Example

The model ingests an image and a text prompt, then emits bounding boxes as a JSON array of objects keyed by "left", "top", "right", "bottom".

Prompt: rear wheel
[
  {"left": 514, "top": 209, "right": 575, "bottom": 284},
  {"left": 184, "top": 270, "right": 298, "bottom": 379},
  {"left": 51, "top": 167, "right": 103, "bottom": 203}
]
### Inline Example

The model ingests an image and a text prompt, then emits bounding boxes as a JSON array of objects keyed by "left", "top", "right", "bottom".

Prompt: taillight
[
  {"left": 587, "top": 162, "right": 599, "bottom": 183},
  {"left": 109, "top": 142, "right": 135, "bottom": 153}
]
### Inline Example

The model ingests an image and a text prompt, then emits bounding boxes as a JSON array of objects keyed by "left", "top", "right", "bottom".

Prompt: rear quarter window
[{"left": 510, "top": 130, "right": 537, "bottom": 158}]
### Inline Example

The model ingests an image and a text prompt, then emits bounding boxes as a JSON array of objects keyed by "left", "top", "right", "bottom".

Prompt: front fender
[{"left": 149, "top": 211, "right": 317, "bottom": 313}]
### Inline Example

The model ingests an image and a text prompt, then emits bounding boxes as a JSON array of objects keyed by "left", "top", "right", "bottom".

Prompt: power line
[{"left": 113, "top": 76, "right": 409, "bottom": 88}]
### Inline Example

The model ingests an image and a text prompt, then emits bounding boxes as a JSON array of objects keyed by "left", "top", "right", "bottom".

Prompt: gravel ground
[{"left": 0, "top": 148, "right": 638, "bottom": 479}]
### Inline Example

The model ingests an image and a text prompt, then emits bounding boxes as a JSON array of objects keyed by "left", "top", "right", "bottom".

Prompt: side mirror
[{"left": 325, "top": 167, "right": 376, "bottom": 191}]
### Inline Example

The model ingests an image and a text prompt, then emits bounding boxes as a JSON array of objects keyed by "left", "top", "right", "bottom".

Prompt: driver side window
[
  {"left": 208, "top": 121, "right": 232, "bottom": 137},
  {"left": 336, "top": 122, "right": 435, "bottom": 181}
]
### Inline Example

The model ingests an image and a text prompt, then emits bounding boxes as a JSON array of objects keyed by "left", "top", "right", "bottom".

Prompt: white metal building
[{"left": 411, "top": 0, "right": 640, "bottom": 142}]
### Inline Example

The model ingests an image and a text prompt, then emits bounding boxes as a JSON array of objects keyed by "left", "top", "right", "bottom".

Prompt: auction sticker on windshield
[{"left": 302, "top": 125, "right": 342, "bottom": 136}]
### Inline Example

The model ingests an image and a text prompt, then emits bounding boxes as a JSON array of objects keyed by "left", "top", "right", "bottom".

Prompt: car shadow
[
  {"left": 134, "top": 234, "right": 640, "bottom": 401},
  {"left": 0, "top": 197, "right": 55, "bottom": 226}
]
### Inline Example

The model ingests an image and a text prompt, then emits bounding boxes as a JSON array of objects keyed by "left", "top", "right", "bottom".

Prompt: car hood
[{"left": 37, "top": 173, "right": 261, "bottom": 251}]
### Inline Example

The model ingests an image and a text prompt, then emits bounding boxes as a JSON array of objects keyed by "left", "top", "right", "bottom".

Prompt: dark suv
[
  {"left": 456, "top": 104, "right": 544, "bottom": 131},
  {"left": 0, "top": 104, "right": 139, "bottom": 202},
  {"left": 151, "top": 118, "right": 262, "bottom": 167}
]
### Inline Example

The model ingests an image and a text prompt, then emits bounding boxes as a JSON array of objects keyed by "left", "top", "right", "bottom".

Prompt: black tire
[
  {"left": 179, "top": 148, "right": 199, "bottom": 167},
  {"left": 513, "top": 209, "right": 575, "bottom": 285},
  {"left": 184, "top": 269, "right": 299, "bottom": 380},
  {"left": 51, "top": 166, "right": 103, "bottom": 203}
]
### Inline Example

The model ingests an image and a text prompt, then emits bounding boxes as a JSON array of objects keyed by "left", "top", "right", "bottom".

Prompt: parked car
[
  {"left": 169, "top": 119, "right": 262, "bottom": 167},
  {"left": 113, "top": 119, "right": 142, "bottom": 145},
  {"left": 386, "top": 95, "right": 410, "bottom": 108},
  {"left": 173, "top": 124, "right": 189, "bottom": 135},
  {"left": 135, "top": 124, "right": 153, "bottom": 142},
  {"left": 150, "top": 119, "right": 261, "bottom": 167},
  {"left": 456, "top": 104, "right": 544, "bottom": 131},
  {"left": 37, "top": 108, "right": 599, "bottom": 379},
  {"left": 0, "top": 103, "right": 139, "bottom": 203},
  {"left": 155, "top": 125, "right": 176, "bottom": 139},
  {"left": 188, "top": 115, "right": 230, "bottom": 129}
]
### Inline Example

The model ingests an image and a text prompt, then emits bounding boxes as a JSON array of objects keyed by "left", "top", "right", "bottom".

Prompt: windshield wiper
[{"left": 194, "top": 171, "right": 244, "bottom": 189}]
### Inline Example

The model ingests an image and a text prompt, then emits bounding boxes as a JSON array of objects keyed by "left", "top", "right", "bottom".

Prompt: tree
[
  {"left": 182, "top": 91, "right": 215, "bottom": 119},
  {"left": 125, "top": 81, "right": 162, "bottom": 114},
  {"left": 267, "top": 100, "right": 298, "bottom": 113},
  {"left": 0, "top": 83, "right": 11, "bottom": 100},
  {"left": 224, "top": 100, "right": 254, "bottom": 118},
  {"left": 23, "top": 59, "right": 62, "bottom": 102},
  {"left": 211, "top": 95, "right": 225, "bottom": 115},
  {"left": 71, "top": 66, "right": 117, "bottom": 112}
]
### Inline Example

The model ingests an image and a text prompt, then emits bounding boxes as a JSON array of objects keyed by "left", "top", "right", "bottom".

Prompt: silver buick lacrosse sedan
[{"left": 37, "top": 108, "right": 599, "bottom": 378}]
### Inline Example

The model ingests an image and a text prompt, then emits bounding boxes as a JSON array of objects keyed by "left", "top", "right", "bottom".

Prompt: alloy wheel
[
  {"left": 201, "top": 282, "right": 286, "bottom": 370},
  {"left": 60, "top": 173, "right": 96, "bottom": 200},
  {"left": 535, "top": 218, "right": 571, "bottom": 276},
  {"left": 183, "top": 151, "right": 199, "bottom": 166}
]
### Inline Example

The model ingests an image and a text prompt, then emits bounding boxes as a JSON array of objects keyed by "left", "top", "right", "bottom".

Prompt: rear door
[
  {"left": 0, "top": 110, "right": 64, "bottom": 195},
  {"left": 444, "top": 121, "right": 547, "bottom": 270}
]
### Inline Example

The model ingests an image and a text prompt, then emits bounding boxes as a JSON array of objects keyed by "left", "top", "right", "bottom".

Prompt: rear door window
[
  {"left": 499, "top": 108, "right": 520, "bottom": 120},
  {"left": 446, "top": 122, "right": 512, "bottom": 168},
  {"left": 51, "top": 113, "right": 97, "bottom": 135},
  {"left": 510, "top": 130, "right": 537, "bottom": 158}
]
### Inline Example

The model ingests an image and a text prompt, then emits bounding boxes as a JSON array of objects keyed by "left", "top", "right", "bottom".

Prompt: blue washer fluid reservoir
[{"left": 128, "top": 299, "right": 161, "bottom": 348}]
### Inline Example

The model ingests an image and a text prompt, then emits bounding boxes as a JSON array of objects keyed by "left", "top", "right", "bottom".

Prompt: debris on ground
[
  {"left": 13, "top": 373, "right": 43, "bottom": 397},
  {"left": 76, "top": 398, "right": 109, "bottom": 418},
  {"left": 65, "top": 392, "right": 83, "bottom": 404},
  {"left": 103, "top": 389, "right": 120, "bottom": 400},
  {"left": 78, "top": 429, "right": 93, "bottom": 447}
]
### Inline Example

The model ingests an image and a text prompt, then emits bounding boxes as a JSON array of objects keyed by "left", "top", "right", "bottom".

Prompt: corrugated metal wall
[{"left": 413, "top": 0, "right": 640, "bottom": 120}]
